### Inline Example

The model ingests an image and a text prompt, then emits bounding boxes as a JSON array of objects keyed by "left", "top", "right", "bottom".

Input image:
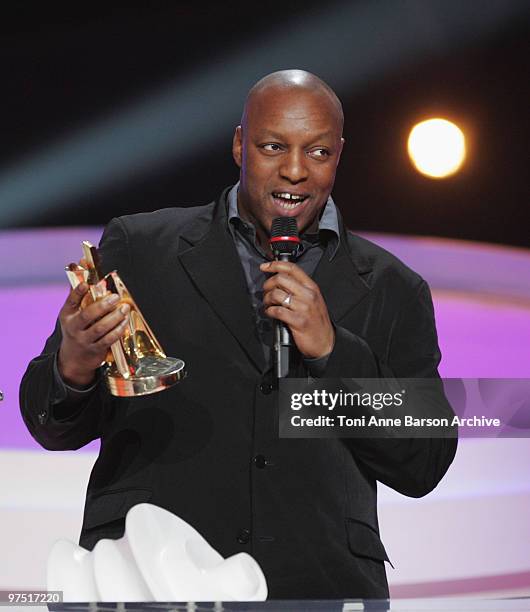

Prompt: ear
[{"left": 232, "top": 125, "right": 243, "bottom": 168}]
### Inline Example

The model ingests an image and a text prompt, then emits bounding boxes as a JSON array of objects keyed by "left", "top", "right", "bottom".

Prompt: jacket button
[
  {"left": 236, "top": 528, "right": 251, "bottom": 544},
  {"left": 253, "top": 455, "right": 267, "bottom": 469},
  {"left": 259, "top": 382, "right": 272, "bottom": 395},
  {"left": 37, "top": 410, "right": 48, "bottom": 425}
]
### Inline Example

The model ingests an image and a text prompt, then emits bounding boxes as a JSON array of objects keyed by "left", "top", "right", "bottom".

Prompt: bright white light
[{"left": 407, "top": 118, "right": 466, "bottom": 178}]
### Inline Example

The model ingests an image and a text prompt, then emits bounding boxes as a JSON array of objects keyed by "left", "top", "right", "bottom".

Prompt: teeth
[
  {"left": 272, "top": 192, "right": 307, "bottom": 207},
  {"left": 277, "top": 193, "right": 304, "bottom": 201}
]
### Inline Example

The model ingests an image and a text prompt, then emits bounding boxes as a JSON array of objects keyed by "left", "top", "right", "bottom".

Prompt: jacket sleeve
[
  {"left": 322, "top": 279, "right": 458, "bottom": 498},
  {"left": 19, "top": 218, "right": 129, "bottom": 450}
]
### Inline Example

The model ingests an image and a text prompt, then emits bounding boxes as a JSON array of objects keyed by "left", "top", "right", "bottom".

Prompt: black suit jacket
[{"left": 20, "top": 188, "right": 457, "bottom": 599}]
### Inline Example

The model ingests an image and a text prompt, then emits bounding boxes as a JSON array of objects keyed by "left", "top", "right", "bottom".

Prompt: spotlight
[{"left": 407, "top": 118, "right": 466, "bottom": 178}]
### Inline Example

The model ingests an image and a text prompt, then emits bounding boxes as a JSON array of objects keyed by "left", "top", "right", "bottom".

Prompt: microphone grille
[
  {"left": 270, "top": 217, "right": 300, "bottom": 254},
  {"left": 271, "top": 217, "right": 298, "bottom": 238}
]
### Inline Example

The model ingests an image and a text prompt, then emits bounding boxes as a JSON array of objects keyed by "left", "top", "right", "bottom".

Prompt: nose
[{"left": 279, "top": 149, "right": 308, "bottom": 184}]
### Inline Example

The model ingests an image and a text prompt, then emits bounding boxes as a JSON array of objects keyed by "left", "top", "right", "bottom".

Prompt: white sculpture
[{"left": 47, "top": 503, "right": 268, "bottom": 602}]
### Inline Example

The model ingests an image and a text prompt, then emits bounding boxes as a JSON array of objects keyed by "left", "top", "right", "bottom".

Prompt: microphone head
[{"left": 269, "top": 217, "right": 300, "bottom": 255}]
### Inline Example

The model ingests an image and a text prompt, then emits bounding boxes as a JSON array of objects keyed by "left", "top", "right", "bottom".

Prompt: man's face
[{"left": 233, "top": 88, "right": 344, "bottom": 244}]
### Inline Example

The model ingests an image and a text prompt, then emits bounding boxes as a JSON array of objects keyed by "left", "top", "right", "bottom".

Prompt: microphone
[{"left": 269, "top": 217, "right": 301, "bottom": 378}]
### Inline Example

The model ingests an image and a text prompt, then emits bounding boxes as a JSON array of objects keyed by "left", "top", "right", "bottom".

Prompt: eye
[
  {"left": 262, "top": 143, "right": 283, "bottom": 152},
  {"left": 309, "top": 148, "right": 331, "bottom": 159}
]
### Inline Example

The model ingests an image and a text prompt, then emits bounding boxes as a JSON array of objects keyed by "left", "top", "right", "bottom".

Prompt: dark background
[{"left": 1, "top": 2, "right": 529, "bottom": 247}]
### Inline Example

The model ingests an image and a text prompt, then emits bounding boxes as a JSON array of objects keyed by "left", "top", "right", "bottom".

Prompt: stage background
[{"left": 1, "top": 1, "right": 529, "bottom": 599}]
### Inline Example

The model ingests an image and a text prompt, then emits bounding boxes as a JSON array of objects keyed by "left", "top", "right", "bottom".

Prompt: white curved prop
[
  {"left": 47, "top": 540, "right": 98, "bottom": 602},
  {"left": 47, "top": 503, "right": 268, "bottom": 602},
  {"left": 93, "top": 537, "right": 152, "bottom": 601}
]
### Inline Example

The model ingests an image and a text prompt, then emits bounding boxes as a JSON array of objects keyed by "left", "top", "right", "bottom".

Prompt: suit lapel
[
  {"left": 178, "top": 192, "right": 266, "bottom": 373},
  {"left": 312, "top": 214, "right": 371, "bottom": 324}
]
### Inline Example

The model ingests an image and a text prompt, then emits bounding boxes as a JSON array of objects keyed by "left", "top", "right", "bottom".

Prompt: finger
[
  {"left": 263, "top": 304, "right": 298, "bottom": 328},
  {"left": 63, "top": 283, "right": 90, "bottom": 313},
  {"left": 263, "top": 272, "right": 314, "bottom": 300},
  {"left": 93, "top": 316, "right": 130, "bottom": 351},
  {"left": 260, "top": 261, "right": 315, "bottom": 288},
  {"left": 74, "top": 293, "right": 121, "bottom": 331},
  {"left": 85, "top": 303, "right": 130, "bottom": 342},
  {"left": 262, "top": 288, "right": 293, "bottom": 309}
]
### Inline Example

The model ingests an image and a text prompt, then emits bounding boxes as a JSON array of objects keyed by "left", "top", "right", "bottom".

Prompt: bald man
[{"left": 21, "top": 70, "right": 457, "bottom": 600}]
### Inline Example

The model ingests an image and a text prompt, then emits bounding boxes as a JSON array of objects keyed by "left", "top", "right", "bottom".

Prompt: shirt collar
[{"left": 227, "top": 182, "right": 340, "bottom": 259}]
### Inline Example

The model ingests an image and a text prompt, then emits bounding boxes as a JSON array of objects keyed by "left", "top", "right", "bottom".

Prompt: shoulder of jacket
[
  {"left": 344, "top": 230, "right": 425, "bottom": 290},
  {"left": 111, "top": 202, "right": 215, "bottom": 238}
]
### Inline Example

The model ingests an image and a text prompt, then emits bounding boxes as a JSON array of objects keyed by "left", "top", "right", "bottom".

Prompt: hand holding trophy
[{"left": 60, "top": 241, "right": 185, "bottom": 397}]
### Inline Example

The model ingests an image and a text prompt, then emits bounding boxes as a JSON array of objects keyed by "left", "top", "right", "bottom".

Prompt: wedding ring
[{"left": 282, "top": 293, "right": 292, "bottom": 307}]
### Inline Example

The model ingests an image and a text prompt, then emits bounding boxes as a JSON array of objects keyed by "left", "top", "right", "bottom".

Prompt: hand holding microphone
[{"left": 261, "top": 218, "right": 335, "bottom": 377}]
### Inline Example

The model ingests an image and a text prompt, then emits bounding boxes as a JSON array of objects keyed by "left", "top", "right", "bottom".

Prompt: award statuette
[{"left": 65, "top": 241, "right": 186, "bottom": 397}]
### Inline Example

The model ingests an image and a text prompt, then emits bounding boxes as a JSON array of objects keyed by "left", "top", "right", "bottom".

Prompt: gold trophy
[{"left": 65, "top": 241, "right": 186, "bottom": 397}]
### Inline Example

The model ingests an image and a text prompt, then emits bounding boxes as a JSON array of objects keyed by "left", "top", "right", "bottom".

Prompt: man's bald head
[
  {"left": 242, "top": 69, "right": 344, "bottom": 134},
  {"left": 233, "top": 69, "right": 345, "bottom": 250}
]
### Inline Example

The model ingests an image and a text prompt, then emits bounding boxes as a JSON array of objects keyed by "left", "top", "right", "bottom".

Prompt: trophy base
[{"left": 105, "top": 356, "right": 186, "bottom": 397}]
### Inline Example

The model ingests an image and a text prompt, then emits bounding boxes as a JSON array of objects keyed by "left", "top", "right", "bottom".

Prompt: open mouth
[{"left": 271, "top": 192, "right": 309, "bottom": 210}]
